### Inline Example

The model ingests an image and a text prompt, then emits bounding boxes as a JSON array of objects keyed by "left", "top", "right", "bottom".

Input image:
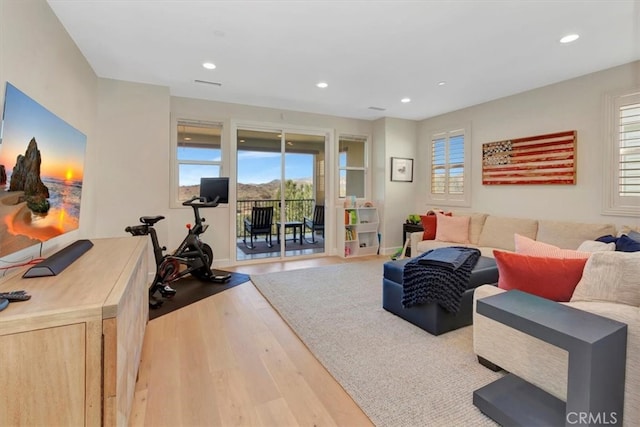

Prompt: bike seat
[{"left": 140, "top": 215, "right": 165, "bottom": 225}]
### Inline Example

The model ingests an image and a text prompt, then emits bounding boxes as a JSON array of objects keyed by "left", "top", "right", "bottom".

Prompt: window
[
  {"left": 338, "top": 135, "right": 368, "bottom": 199},
  {"left": 604, "top": 90, "right": 640, "bottom": 216},
  {"left": 428, "top": 126, "right": 471, "bottom": 207},
  {"left": 175, "top": 120, "right": 223, "bottom": 203}
]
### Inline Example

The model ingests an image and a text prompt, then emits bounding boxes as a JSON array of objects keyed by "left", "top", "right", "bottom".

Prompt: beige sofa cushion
[
  {"left": 571, "top": 251, "right": 640, "bottom": 307},
  {"left": 467, "top": 213, "right": 488, "bottom": 245},
  {"left": 536, "top": 220, "right": 616, "bottom": 249},
  {"left": 449, "top": 211, "right": 488, "bottom": 244},
  {"left": 477, "top": 216, "right": 538, "bottom": 252},
  {"left": 620, "top": 224, "right": 640, "bottom": 235}
]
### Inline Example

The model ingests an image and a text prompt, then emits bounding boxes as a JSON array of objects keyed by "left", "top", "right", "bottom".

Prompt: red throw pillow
[
  {"left": 420, "top": 215, "right": 437, "bottom": 240},
  {"left": 493, "top": 250, "right": 588, "bottom": 302},
  {"left": 420, "top": 211, "right": 452, "bottom": 240}
]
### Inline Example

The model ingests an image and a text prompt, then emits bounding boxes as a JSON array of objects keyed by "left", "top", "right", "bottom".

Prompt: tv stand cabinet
[{"left": 0, "top": 237, "right": 149, "bottom": 426}]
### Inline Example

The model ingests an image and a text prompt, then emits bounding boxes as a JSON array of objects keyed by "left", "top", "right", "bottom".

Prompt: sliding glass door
[{"left": 236, "top": 128, "right": 326, "bottom": 261}]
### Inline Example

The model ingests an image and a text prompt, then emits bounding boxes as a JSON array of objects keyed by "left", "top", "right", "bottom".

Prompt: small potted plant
[{"left": 406, "top": 214, "right": 421, "bottom": 225}]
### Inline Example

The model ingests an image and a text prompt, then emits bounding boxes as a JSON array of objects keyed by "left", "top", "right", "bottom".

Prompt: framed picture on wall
[{"left": 391, "top": 157, "right": 413, "bottom": 182}]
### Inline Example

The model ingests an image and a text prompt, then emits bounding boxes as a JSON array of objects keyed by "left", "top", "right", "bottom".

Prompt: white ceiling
[{"left": 47, "top": 0, "right": 640, "bottom": 121}]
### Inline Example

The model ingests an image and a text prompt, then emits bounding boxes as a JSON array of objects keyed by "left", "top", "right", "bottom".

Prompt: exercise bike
[{"left": 125, "top": 195, "right": 231, "bottom": 308}]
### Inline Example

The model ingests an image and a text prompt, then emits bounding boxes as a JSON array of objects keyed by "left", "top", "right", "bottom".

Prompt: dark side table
[
  {"left": 276, "top": 221, "right": 303, "bottom": 244},
  {"left": 473, "top": 290, "right": 627, "bottom": 426},
  {"left": 402, "top": 223, "right": 423, "bottom": 257}
]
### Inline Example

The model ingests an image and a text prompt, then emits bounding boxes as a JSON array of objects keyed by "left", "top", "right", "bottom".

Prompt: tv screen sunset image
[{"left": 0, "top": 82, "right": 86, "bottom": 257}]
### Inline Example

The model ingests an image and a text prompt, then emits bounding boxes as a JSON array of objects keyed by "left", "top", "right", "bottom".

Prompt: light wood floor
[{"left": 129, "top": 256, "right": 381, "bottom": 427}]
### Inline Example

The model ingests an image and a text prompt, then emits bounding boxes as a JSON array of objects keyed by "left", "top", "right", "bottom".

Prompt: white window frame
[
  {"left": 426, "top": 124, "right": 471, "bottom": 207},
  {"left": 603, "top": 89, "right": 640, "bottom": 217},
  {"left": 170, "top": 117, "right": 224, "bottom": 208},
  {"left": 337, "top": 134, "right": 369, "bottom": 200}
]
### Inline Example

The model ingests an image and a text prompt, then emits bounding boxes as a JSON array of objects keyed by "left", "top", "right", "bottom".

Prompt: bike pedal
[{"left": 159, "top": 285, "right": 177, "bottom": 298}]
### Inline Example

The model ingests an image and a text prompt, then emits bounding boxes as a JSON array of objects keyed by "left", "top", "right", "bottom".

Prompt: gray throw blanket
[{"left": 402, "top": 247, "right": 481, "bottom": 313}]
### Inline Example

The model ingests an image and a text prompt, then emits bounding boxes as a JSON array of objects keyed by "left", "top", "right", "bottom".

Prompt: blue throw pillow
[
  {"left": 596, "top": 235, "right": 617, "bottom": 244},
  {"left": 616, "top": 234, "right": 640, "bottom": 252},
  {"left": 629, "top": 229, "right": 640, "bottom": 243}
]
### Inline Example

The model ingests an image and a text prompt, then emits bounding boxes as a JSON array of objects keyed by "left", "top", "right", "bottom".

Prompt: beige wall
[
  {"left": 374, "top": 117, "right": 418, "bottom": 252},
  {"left": 0, "top": 0, "right": 98, "bottom": 260},
  {"left": 94, "top": 79, "right": 171, "bottom": 239},
  {"left": 417, "top": 61, "right": 640, "bottom": 230}
]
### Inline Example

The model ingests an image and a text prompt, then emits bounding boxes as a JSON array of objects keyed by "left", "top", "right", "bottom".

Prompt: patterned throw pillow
[
  {"left": 494, "top": 250, "right": 588, "bottom": 302},
  {"left": 514, "top": 234, "right": 591, "bottom": 259}
]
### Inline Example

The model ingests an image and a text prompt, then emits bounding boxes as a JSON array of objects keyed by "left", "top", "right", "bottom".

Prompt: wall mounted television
[
  {"left": 0, "top": 82, "right": 87, "bottom": 258},
  {"left": 200, "top": 177, "right": 229, "bottom": 204}
]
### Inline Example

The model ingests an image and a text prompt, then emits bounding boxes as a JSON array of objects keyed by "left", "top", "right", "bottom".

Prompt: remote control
[{"left": 0, "top": 292, "right": 31, "bottom": 302}]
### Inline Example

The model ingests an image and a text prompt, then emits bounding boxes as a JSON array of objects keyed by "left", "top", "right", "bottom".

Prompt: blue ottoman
[{"left": 382, "top": 256, "right": 498, "bottom": 335}]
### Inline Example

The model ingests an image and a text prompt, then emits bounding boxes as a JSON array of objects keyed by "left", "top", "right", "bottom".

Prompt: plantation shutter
[
  {"left": 619, "top": 103, "right": 640, "bottom": 197},
  {"left": 431, "top": 137, "right": 446, "bottom": 194},
  {"left": 431, "top": 130, "right": 465, "bottom": 196}
]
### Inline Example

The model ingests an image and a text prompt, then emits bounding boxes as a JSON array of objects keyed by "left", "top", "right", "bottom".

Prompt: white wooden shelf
[{"left": 338, "top": 207, "right": 379, "bottom": 258}]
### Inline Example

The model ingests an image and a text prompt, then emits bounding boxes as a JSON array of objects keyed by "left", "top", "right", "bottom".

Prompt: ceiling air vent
[
  {"left": 194, "top": 79, "right": 222, "bottom": 87},
  {"left": 368, "top": 106, "right": 386, "bottom": 111}
]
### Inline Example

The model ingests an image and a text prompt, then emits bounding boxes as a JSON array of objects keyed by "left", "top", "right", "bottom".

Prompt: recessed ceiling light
[
  {"left": 560, "top": 34, "right": 579, "bottom": 44},
  {"left": 401, "top": 98, "right": 411, "bottom": 103},
  {"left": 437, "top": 81, "right": 447, "bottom": 86},
  {"left": 184, "top": 137, "right": 191, "bottom": 141},
  {"left": 239, "top": 139, "right": 245, "bottom": 143},
  {"left": 316, "top": 82, "right": 328, "bottom": 88},
  {"left": 202, "top": 62, "right": 216, "bottom": 70}
]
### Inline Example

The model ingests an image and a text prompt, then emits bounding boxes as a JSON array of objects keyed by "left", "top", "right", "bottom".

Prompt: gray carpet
[{"left": 251, "top": 259, "right": 503, "bottom": 427}]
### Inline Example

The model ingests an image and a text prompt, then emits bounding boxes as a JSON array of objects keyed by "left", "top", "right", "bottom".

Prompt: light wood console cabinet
[{"left": 0, "top": 237, "right": 149, "bottom": 426}]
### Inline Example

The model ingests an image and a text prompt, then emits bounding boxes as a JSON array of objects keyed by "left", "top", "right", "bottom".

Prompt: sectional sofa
[
  {"left": 409, "top": 212, "right": 620, "bottom": 258},
  {"left": 409, "top": 212, "right": 639, "bottom": 425}
]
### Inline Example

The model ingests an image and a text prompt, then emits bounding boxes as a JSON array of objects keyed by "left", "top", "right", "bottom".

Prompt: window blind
[
  {"left": 619, "top": 103, "right": 640, "bottom": 196},
  {"left": 431, "top": 131, "right": 465, "bottom": 195}
]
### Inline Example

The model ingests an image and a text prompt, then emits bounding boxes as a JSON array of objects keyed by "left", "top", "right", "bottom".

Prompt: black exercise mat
[{"left": 148, "top": 270, "right": 250, "bottom": 320}]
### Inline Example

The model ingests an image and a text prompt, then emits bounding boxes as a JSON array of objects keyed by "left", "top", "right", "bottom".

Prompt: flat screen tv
[
  {"left": 0, "top": 82, "right": 86, "bottom": 258},
  {"left": 200, "top": 177, "right": 229, "bottom": 204}
]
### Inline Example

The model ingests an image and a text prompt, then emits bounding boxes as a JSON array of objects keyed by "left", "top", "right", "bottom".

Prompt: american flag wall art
[{"left": 482, "top": 130, "right": 577, "bottom": 185}]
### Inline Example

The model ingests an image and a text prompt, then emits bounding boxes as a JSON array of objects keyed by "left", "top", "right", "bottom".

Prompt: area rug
[
  {"left": 251, "top": 259, "right": 503, "bottom": 426},
  {"left": 149, "top": 270, "right": 250, "bottom": 320},
  {"left": 236, "top": 238, "right": 324, "bottom": 255}
]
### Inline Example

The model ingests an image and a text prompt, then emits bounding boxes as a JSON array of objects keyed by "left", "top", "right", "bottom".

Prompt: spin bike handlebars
[
  {"left": 181, "top": 195, "right": 220, "bottom": 235},
  {"left": 182, "top": 195, "right": 220, "bottom": 208}
]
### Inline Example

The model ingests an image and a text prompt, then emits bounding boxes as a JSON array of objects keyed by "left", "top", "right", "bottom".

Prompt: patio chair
[
  {"left": 243, "top": 206, "right": 274, "bottom": 249},
  {"left": 303, "top": 205, "right": 325, "bottom": 243}
]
